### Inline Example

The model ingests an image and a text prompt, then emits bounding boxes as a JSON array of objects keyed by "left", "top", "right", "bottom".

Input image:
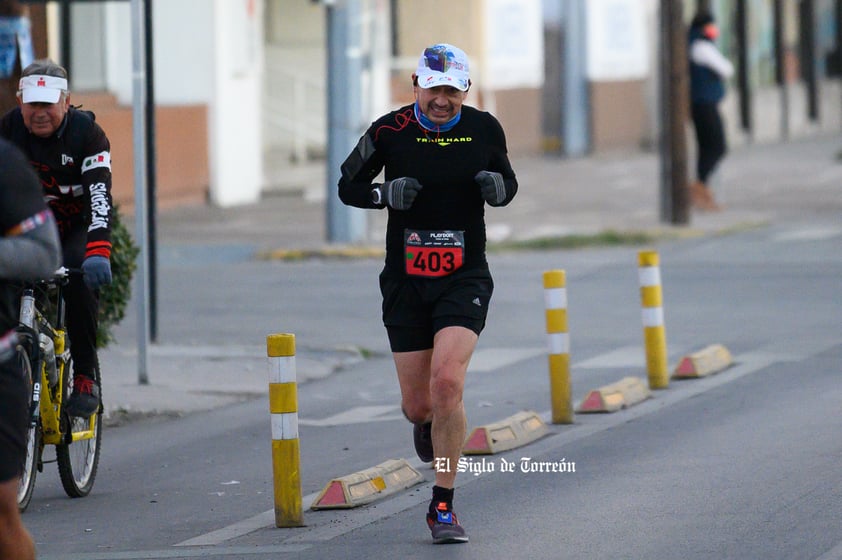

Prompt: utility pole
[
  {"left": 130, "top": 0, "right": 149, "bottom": 385},
  {"left": 774, "top": 0, "right": 790, "bottom": 139},
  {"left": 325, "top": 0, "right": 367, "bottom": 243},
  {"left": 144, "top": 0, "right": 157, "bottom": 342},
  {"left": 658, "top": 0, "right": 690, "bottom": 225}
]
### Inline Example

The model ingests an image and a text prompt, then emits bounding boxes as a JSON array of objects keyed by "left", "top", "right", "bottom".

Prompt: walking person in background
[
  {"left": 688, "top": 10, "right": 734, "bottom": 211},
  {"left": 1, "top": 59, "right": 113, "bottom": 417},
  {"left": 338, "top": 42, "right": 517, "bottom": 544},
  {"left": 0, "top": 137, "right": 62, "bottom": 560}
]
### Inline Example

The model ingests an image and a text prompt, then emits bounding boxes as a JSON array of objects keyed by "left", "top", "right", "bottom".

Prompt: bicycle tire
[
  {"left": 56, "top": 360, "right": 102, "bottom": 498},
  {"left": 16, "top": 345, "right": 40, "bottom": 512}
]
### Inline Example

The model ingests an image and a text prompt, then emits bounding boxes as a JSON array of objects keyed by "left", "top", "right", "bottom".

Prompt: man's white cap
[
  {"left": 19, "top": 74, "right": 67, "bottom": 104},
  {"left": 415, "top": 43, "right": 470, "bottom": 91}
]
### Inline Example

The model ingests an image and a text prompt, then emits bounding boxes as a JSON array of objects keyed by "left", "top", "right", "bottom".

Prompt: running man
[{"left": 338, "top": 42, "right": 517, "bottom": 544}]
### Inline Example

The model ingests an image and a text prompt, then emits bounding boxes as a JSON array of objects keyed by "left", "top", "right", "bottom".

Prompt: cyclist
[
  {"left": 0, "top": 59, "right": 114, "bottom": 417},
  {"left": 338, "top": 43, "right": 517, "bottom": 543},
  {"left": 0, "top": 137, "right": 61, "bottom": 560}
]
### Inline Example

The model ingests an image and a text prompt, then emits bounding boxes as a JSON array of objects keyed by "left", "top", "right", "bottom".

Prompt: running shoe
[
  {"left": 413, "top": 421, "right": 433, "bottom": 462},
  {"left": 427, "top": 501, "right": 469, "bottom": 544},
  {"left": 65, "top": 374, "right": 100, "bottom": 417}
]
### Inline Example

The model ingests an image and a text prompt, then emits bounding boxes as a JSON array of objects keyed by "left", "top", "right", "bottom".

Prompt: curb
[
  {"left": 257, "top": 246, "right": 384, "bottom": 261},
  {"left": 576, "top": 376, "right": 652, "bottom": 413},
  {"left": 462, "top": 410, "right": 549, "bottom": 455},
  {"left": 672, "top": 344, "right": 733, "bottom": 378},
  {"left": 310, "top": 458, "right": 423, "bottom": 510},
  {"left": 253, "top": 224, "right": 766, "bottom": 262}
]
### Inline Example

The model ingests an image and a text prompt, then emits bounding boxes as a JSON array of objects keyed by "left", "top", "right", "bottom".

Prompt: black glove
[
  {"left": 474, "top": 170, "right": 507, "bottom": 206},
  {"left": 379, "top": 177, "right": 423, "bottom": 210}
]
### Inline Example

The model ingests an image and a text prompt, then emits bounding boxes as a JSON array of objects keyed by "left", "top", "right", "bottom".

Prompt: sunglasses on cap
[{"left": 423, "top": 46, "right": 452, "bottom": 73}]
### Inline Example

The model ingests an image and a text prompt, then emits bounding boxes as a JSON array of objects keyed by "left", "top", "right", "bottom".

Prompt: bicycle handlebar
[{"left": 54, "top": 267, "right": 84, "bottom": 278}]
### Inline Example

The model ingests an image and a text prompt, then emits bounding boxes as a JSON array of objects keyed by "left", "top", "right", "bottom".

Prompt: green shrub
[
  {"left": 97, "top": 206, "right": 139, "bottom": 347},
  {"left": 36, "top": 206, "right": 138, "bottom": 348}
]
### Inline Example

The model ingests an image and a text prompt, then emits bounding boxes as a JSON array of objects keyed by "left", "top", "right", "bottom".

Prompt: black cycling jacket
[{"left": 1, "top": 106, "right": 113, "bottom": 261}]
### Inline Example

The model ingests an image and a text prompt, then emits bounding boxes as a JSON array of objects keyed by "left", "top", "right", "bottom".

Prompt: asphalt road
[{"left": 20, "top": 217, "right": 842, "bottom": 560}]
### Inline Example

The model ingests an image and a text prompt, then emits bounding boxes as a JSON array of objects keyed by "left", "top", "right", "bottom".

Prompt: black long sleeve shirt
[
  {"left": 1, "top": 107, "right": 113, "bottom": 261},
  {"left": 338, "top": 104, "right": 517, "bottom": 275}
]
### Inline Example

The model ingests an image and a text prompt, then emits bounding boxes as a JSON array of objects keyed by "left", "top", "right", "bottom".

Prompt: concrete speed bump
[
  {"left": 310, "top": 459, "right": 423, "bottom": 510},
  {"left": 462, "top": 410, "right": 549, "bottom": 455},
  {"left": 672, "top": 344, "right": 733, "bottom": 378},
  {"left": 576, "top": 376, "right": 651, "bottom": 413}
]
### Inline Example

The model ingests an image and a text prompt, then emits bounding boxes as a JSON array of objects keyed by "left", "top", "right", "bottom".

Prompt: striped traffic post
[
  {"left": 267, "top": 333, "right": 304, "bottom": 527},
  {"left": 638, "top": 251, "right": 669, "bottom": 389},
  {"left": 543, "top": 270, "right": 573, "bottom": 424}
]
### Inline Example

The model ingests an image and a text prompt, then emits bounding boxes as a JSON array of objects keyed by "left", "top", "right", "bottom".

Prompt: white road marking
[
  {"left": 176, "top": 347, "right": 820, "bottom": 550},
  {"left": 298, "top": 405, "right": 402, "bottom": 427},
  {"left": 816, "top": 539, "right": 842, "bottom": 560},
  {"left": 176, "top": 503, "right": 312, "bottom": 547},
  {"left": 773, "top": 226, "right": 842, "bottom": 242},
  {"left": 298, "top": 346, "right": 659, "bottom": 428},
  {"left": 467, "top": 347, "right": 545, "bottom": 372},
  {"left": 573, "top": 345, "right": 645, "bottom": 369},
  {"left": 40, "top": 544, "right": 311, "bottom": 559}
]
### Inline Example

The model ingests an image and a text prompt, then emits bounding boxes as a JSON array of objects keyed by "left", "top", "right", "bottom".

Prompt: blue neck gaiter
[{"left": 414, "top": 102, "right": 461, "bottom": 133}]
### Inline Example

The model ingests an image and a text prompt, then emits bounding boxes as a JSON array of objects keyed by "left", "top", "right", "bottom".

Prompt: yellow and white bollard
[
  {"left": 543, "top": 270, "right": 573, "bottom": 424},
  {"left": 267, "top": 333, "right": 304, "bottom": 527},
  {"left": 637, "top": 251, "right": 669, "bottom": 389}
]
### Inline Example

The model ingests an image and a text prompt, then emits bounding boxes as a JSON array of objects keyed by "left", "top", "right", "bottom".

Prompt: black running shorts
[
  {"left": 0, "top": 356, "right": 28, "bottom": 483},
  {"left": 379, "top": 267, "right": 494, "bottom": 353}
]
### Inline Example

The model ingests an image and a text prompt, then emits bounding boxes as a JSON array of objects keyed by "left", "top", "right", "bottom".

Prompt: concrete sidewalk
[
  {"left": 150, "top": 134, "right": 842, "bottom": 254},
  {"left": 103, "top": 134, "right": 842, "bottom": 425}
]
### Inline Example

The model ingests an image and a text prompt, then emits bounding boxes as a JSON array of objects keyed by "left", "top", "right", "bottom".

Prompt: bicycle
[{"left": 14, "top": 267, "right": 102, "bottom": 512}]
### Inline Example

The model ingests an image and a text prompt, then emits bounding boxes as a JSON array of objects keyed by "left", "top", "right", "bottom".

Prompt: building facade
[{"left": 15, "top": 0, "right": 841, "bottom": 209}]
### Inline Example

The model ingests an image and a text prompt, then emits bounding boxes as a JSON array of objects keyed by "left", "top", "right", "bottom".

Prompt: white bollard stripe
[
  {"left": 271, "top": 413, "right": 299, "bottom": 440},
  {"left": 641, "top": 307, "right": 664, "bottom": 327},
  {"left": 543, "top": 287, "right": 567, "bottom": 309},
  {"left": 268, "top": 356, "right": 297, "bottom": 384},
  {"left": 638, "top": 266, "right": 661, "bottom": 287},
  {"left": 547, "top": 332, "right": 570, "bottom": 355}
]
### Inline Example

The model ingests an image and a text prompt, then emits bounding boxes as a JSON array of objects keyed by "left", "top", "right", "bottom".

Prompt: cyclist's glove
[
  {"left": 382, "top": 177, "right": 423, "bottom": 210},
  {"left": 474, "top": 170, "right": 507, "bottom": 206},
  {"left": 82, "top": 256, "right": 112, "bottom": 291}
]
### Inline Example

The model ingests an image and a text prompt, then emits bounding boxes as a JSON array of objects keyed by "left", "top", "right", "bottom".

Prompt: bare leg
[
  {"left": 394, "top": 326, "right": 477, "bottom": 488},
  {"left": 0, "top": 478, "right": 35, "bottom": 560}
]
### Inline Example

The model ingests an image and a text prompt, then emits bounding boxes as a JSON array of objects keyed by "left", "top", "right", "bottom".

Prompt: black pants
[
  {"left": 691, "top": 102, "right": 727, "bottom": 184},
  {"left": 62, "top": 226, "right": 100, "bottom": 378}
]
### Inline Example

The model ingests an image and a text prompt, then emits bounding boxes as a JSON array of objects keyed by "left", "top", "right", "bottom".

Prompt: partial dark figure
[
  {"left": 688, "top": 11, "right": 734, "bottom": 211},
  {"left": 338, "top": 42, "right": 517, "bottom": 544},
  {"left": 1, "top": 59, "right": 113, "bottom": 417},
  {"left": 0, "top": 1, "right": 34, "bottom": 115},
  {"left": 0, "top": 137, "right": 61, "bottom": 560}
]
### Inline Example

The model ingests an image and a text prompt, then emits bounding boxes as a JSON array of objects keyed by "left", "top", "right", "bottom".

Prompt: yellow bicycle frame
[{"left": 38, "top": 328, "right": 96, "bottom": 445}]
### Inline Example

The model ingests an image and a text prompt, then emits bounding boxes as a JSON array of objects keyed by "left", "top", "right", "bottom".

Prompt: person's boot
[{"left": 690, "top": 181, "right": 720, "bottom": 211}]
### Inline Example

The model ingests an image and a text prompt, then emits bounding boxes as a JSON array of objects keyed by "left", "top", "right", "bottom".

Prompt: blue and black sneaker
[
  {"left": 413, "top": 421, "right": 434, "bottom": 463},
  {"left": 426, "top": 501, "right": 468, "bottom": 544}
]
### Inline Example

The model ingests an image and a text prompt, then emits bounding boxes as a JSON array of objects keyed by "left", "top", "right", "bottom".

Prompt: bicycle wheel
[
  {"left": 16, "top": 345, "right": 40, "bottom": 512},
  {"left": 56, "top": 361, "right": 102, "bottom": 498}
]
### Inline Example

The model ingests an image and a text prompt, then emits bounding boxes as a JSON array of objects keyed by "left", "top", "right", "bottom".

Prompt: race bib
[{"left": 404, "top": 229, "right": 464, "bottom": 277}]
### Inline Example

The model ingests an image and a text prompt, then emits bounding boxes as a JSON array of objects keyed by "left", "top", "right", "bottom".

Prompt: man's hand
[
  {"left": 82, "top": 256, "right": 112, "bottom": 291},
  {"left": 382, "top": 177, "right": 423, "bottom": 210},
  {"left": 474, "top": 170, "right": 506, "bottom": 206}
]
